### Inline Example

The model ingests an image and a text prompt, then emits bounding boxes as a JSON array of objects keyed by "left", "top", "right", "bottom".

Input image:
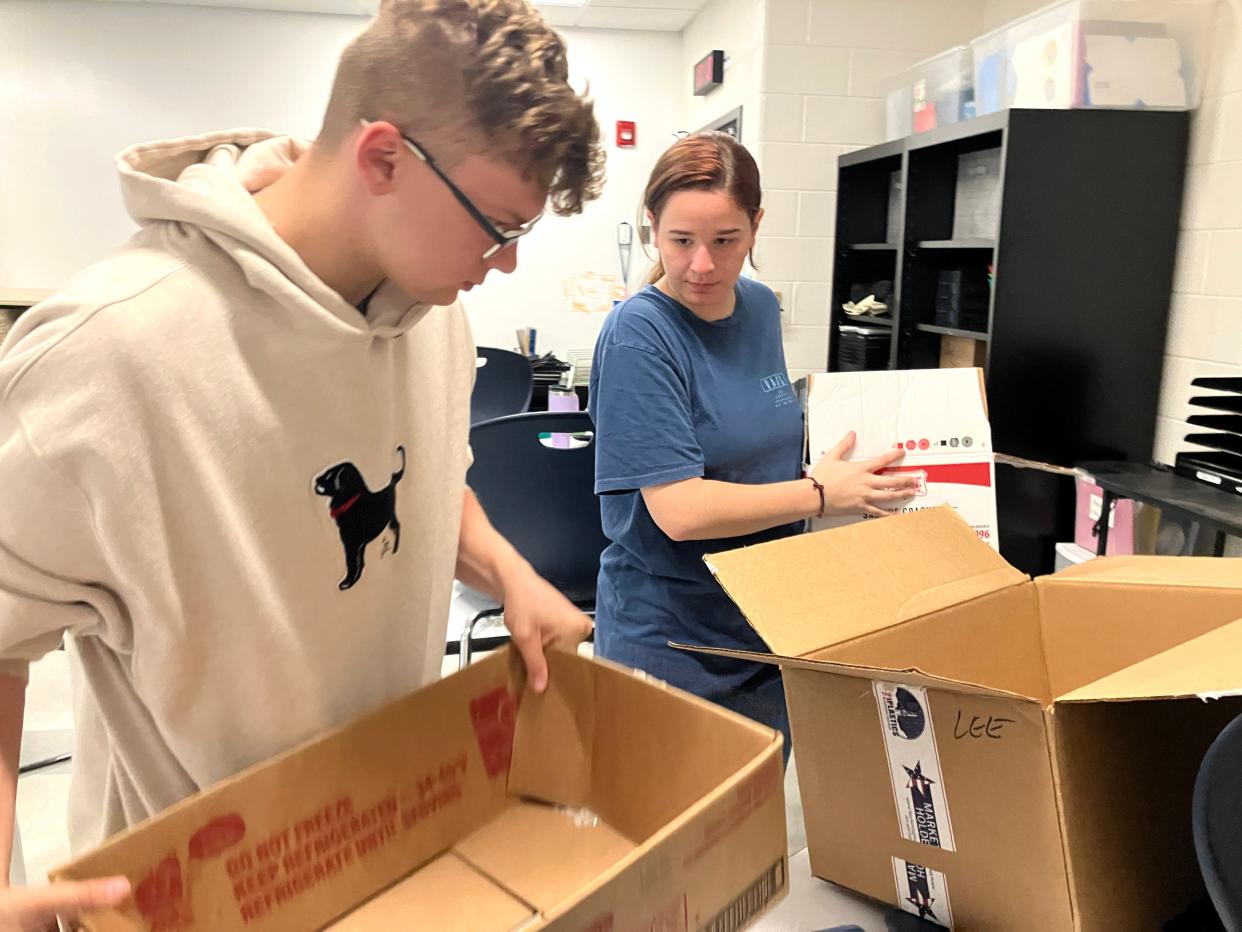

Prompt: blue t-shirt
[{"left": 588, "top": 278, "right": 804, "bottom": 695}]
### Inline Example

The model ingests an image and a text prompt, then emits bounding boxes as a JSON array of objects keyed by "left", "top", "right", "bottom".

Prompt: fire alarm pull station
[{"left": 616, "top": 121, "right": 636, "bottom": 148}]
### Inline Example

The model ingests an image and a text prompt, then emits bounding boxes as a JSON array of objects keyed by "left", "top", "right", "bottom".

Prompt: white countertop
[{"left": 0, "top": 288, "right": 52, "bottom": 308}]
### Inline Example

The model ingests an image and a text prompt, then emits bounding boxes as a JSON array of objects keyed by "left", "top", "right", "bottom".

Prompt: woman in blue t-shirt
[{"left": 588, "top": 132, "right": 916, "bottom": 760}]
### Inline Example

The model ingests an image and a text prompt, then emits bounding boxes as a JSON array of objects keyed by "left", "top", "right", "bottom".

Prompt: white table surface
[{"left": 753, "top": 848, "right": 892, "bottom": 932}]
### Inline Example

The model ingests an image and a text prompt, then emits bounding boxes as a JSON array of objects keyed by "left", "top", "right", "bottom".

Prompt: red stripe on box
[{"left": 884, "top": 461, "right": 992, "bottom": 488}]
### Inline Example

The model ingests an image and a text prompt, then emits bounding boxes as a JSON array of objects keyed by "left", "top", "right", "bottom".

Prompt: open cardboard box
[
  {"left": 683, "top": 506, "right": 1242, "bottom": 930},
  {"left": 52, "top": 649, "right": 787, "bottom": 931}
]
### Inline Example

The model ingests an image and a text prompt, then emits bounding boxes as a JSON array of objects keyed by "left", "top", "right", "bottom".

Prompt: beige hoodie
[{"left": 0, "top": 130, "right": 475, "bottom": 851}]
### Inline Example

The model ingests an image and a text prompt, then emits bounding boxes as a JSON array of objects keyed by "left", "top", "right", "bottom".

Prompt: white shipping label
[
  {"left": 892, "top": 857, "right": 954, "bottom": 928},
  {"left": 873, "top": 682, "right": 956, "bottom": 852},
  {"left": 1087, "top": 492, "right": 1116, "bottom": 528}
]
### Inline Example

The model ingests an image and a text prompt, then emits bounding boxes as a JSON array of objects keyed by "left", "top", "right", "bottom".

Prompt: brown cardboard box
[
  {"left": 686, "top": 506, "right": 1242, "bottom": 930},
  {"left": 53, "top": 649, "right": 787, "bottom": 931},
  {"left": 937, "top": 335, "right": 986, "bottom": 369}
]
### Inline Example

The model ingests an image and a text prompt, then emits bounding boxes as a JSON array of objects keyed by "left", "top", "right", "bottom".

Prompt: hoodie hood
[{"left": 116, "top": 129, "right": 429, "bottom": 337}]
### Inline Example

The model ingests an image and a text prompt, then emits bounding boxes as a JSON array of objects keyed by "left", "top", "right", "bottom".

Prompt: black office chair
[
  {"left": 1194, "top": 712, "right": 1242, "bottom": 930},
  {"left": 458, "top": 411, "right": 607, "bottom": 666},
  {"left": 470, "top": 347, "right": 533, "bottom": 425}
]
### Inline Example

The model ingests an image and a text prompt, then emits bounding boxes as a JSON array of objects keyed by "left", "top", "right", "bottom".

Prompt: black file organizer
[{"left": 1176, "top": 377, "right": 1242, "bottom": 497}]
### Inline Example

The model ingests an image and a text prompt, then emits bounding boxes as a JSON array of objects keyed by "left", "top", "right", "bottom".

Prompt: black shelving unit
[
  {"left": 829, "top": 108, "right": 1190, "bottom": 575},
  {"left": 916, "top": 239, "right": 996, "bottom": 249},
  {"left": 916, "top": 323, "right": 988, "bottom": 340}
]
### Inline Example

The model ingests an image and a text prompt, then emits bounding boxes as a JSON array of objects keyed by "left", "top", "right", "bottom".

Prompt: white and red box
[{"left": 803, "top": 368, "right": 998, "bottom": 548}]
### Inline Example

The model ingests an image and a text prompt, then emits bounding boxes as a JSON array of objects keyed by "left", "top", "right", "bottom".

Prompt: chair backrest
[
  {"left": 1194, "top": 711, "right": 1242, "bottom": 929},
  {"left": 471, "top": 347, "right": 533, "bottom": 425},
  {"left": 467, "top": 411, "right": 606, "bottom": 606}
]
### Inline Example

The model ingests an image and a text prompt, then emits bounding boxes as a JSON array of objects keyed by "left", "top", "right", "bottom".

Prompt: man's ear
[{"left": 356, "top": 121, "right": 404, "bottom": 197}]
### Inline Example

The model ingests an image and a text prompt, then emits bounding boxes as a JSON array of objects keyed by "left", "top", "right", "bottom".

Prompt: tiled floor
[{"left": 14, "top": 637, "right": 806, "bottom": 886}]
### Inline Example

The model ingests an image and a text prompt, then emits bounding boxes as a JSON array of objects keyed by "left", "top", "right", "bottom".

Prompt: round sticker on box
[{"left": 894, "top": 687, "right": 926, "bottom": 740}]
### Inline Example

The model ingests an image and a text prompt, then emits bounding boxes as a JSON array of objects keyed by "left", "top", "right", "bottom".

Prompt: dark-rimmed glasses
[{"left": 361, "top": 119, "right": 542, "bottom": 261}]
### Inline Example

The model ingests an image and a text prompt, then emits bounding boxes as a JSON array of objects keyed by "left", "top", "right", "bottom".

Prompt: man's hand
[
  {"left": 498, "top": 564, "right": 593, "bottom": 693},
  {"left": 456, "top": 488, "right": 593, "bottom": 693},
  {"left": 0, "top": 877, "right": 130, "bottom": 932}
]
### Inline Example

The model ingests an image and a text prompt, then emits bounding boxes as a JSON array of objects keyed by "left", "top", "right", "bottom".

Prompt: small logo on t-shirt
[
  {"left": 760, "top": 372, "right": 796, "bottom": 408},
  {"left": 760, "top": 373, "right": 789, "bottom": 393}
]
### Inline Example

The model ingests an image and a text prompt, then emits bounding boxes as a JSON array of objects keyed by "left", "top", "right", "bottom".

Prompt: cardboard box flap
[
  {"left": 897, "top": 566, "right": 1025, "bottom": 621},
  {"left": 670, "top": 643, "right": 1032, "bottom": 702},
  {"left": 1056, "top": 617, "right": 1242, "bottom": 703},
  {"left": 705, "top": 507, "right": 1023, "bottom": 658},
  {"left": 508, "top": 647, "right": 593, "bottom": 808},
  {"left": 1045, "top": 555, "right": 1242, "bottom": 589}
]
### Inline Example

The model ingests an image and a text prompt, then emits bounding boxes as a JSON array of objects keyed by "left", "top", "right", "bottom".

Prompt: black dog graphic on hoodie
[{"left": 314, "top": 447, "right": 405, "bottom": 590}]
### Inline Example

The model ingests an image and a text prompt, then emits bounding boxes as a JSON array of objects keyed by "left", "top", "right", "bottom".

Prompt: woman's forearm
[{"left": 641, "top": 476, "right": 818, "bottom": 541}]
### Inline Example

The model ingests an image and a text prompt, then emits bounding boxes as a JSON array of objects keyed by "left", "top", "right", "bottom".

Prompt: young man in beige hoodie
[{"left": 0, "top": 0, "right": 603, "bottom": 923}]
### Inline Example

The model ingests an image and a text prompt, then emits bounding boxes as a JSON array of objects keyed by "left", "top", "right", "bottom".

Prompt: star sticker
[
  {"left": 904, "top": 761, "right": 936, "bottom": 796},
  {"left": 906, "top": 894, "right": 939, "bottom": 921}
]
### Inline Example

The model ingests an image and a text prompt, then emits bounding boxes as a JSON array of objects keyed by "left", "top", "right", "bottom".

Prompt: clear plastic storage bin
[
  {"left": 887, "top": 46, "right": 975, "bottom": 137},
  {"left": 972, "top": 0, "right": 1217, "bottom": 116},
  {"left": 884, "top": 85, "right": 913, "bottom": 141}
]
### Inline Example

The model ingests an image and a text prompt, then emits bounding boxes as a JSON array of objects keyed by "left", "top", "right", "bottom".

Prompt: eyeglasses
[{"left": 361, "top": 119, "right": 542, "bottom": 261}]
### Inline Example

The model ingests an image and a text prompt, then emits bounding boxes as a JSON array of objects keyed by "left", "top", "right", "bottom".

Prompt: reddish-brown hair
[{"left": 642, "top": 131, "right": 761, "bottom": 284}]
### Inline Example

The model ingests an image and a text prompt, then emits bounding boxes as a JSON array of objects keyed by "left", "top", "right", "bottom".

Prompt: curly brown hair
[{"left": 320, "top": 0, "right": 604, "bottom": 216}]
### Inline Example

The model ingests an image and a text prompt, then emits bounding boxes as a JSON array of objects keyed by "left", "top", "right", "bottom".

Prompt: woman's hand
[{"left": 810, "top": 432, "right": 920, "bottom": 518}]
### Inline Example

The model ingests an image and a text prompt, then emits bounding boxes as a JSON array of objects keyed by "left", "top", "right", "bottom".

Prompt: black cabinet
[{"left": 830, "top": 109, "right": 1190, "bottom": 574}]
